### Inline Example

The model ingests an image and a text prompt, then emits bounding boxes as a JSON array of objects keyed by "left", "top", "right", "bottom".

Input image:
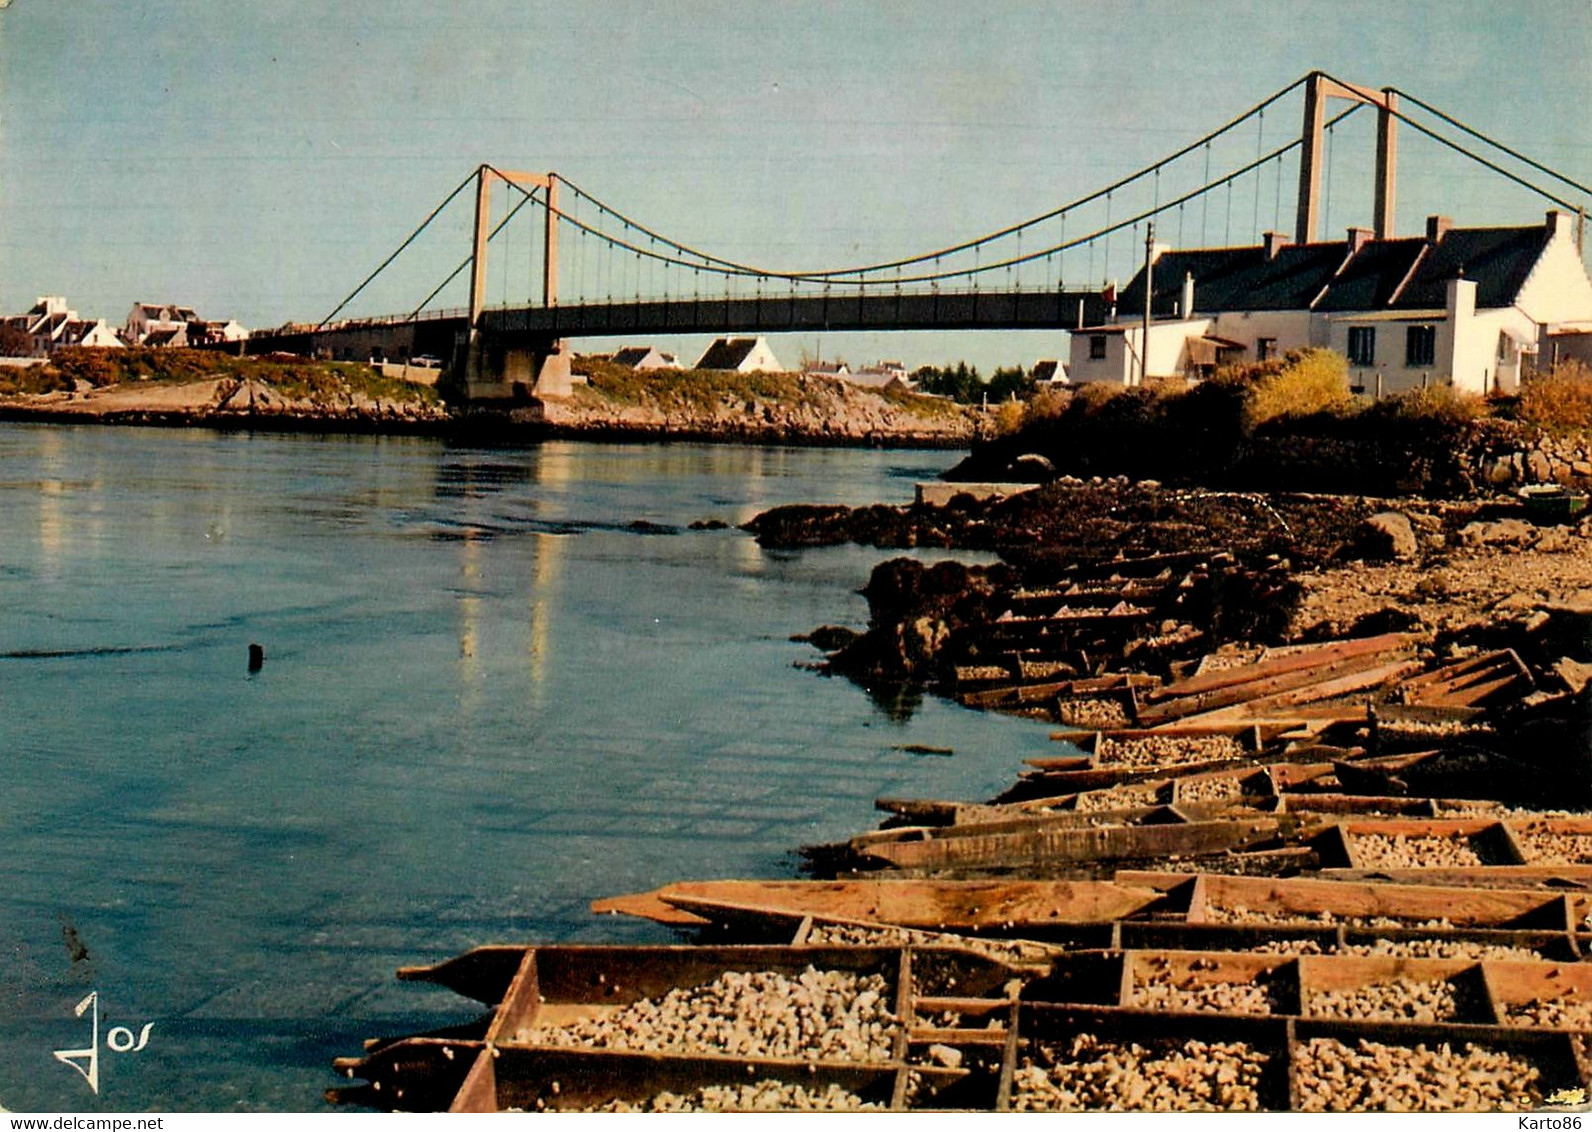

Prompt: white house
[
  {"left": 4, "top": 297, "right": 75, "bottom": 356},
  {"left": 694, "top": 336, "right": 783, "bottom": 373},
  {"left": 804, "top": 360, "right": 851, "bottom": 379},
  {"left": 59, "top": 319, "right": 124, "bottom": 349},
  {"left": 848, "top": 360, "right": 910, "bottom": 389},
  {"left": 1068, "top": 211, "right": 1592, "bottom": 396},
  {"left": 611, "top": 345, "right": 681, "bottom": 370},
  {"left": 124, "top": 302, "right": 200, "bottom": 345},
  {"left": 194, "top": 319, "right": 249, "bottom": 345},
  {"left": 1031, "top": 359, "right": 1068, "bottom": 384}
]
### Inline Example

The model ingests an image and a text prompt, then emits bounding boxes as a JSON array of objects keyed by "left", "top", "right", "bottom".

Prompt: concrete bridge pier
[{"left": 459, "top": 333, "right": 573, "bottom": 400}]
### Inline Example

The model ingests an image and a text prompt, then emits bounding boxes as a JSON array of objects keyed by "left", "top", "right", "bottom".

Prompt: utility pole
[{"left": 1141, "top": 221, "right": 1155, "bottom": 387}]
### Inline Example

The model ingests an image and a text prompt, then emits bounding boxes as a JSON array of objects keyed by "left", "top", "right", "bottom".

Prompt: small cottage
[{"left": 694, "top": 336, "right": 783, "bottom": 373}]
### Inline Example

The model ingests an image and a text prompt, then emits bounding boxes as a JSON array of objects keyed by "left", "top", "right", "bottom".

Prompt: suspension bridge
[{"left": 244, "top": 71, "right": 1590, "bottom": 401}]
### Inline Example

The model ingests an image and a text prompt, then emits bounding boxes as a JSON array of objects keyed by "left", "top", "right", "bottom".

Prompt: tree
[
  {"left": 987, "top": 365, "right": 1035, "bottom": 403},
  {"left": 0, "top": 324, "right": 33, "bottom": 358}
]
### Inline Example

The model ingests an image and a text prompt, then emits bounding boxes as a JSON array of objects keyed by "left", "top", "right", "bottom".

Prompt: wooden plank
[
  {"left": 448, "top": 1049, "right": 497, "bottom": 1114},
  {"left": 398, "top": 945, "right": 541, "bottom": 1004},
  {"left": 1121, "top": 872, "right": 1574, "bottom": 929},
  {"left": 642, "top": 878, "right": 1167, "bottom": 930},
  {"left": 484, "top": 949, "right": 541, "bottom": 1044},
  {"left": 1179, "top": 659, "right": 1424, "bottom": 723},
  {"left": 1137, "top": 647, "right": 1419, "bottom": 727},
  {"left": 590, "top": 890, "right": 713, "bottom": 926},
  {"left": 1140, "top": 633, "right": 1423, "bottom": 704},
  {"left": 1320, "top": 866, "right": 1592, "bottom": 888},
  {"left": 855, "top": 818, "right": 1281, "bottom": 873}
]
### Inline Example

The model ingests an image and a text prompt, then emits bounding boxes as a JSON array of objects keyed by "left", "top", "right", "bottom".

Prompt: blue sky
[{"left": 3, "top": 0, "right": 1589, "bottom": 372}]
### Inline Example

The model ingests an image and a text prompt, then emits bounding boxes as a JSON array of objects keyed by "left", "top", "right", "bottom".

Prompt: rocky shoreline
[
  {"left": 757, "top": 479, "right": 1592, "bottom": 716},
  {"left": 0, "top": 374, "right": 980, "bottom": 448}
]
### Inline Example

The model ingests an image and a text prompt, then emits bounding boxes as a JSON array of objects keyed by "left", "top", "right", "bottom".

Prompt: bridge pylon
[
  {"left": 455, "top": 164, "right": 571, "bottom": 401},
  {"left": 1296, "top": 73, "right": 1399, "bottom": 243}
]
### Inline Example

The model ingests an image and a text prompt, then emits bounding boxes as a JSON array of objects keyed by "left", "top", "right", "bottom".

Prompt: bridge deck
[{"left": 480, "top": 288, "right": 1113, "bottom": 338}]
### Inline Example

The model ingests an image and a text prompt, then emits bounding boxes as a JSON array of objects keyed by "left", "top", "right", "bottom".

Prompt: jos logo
[{"left": 53, "top": 991, "right": 155, "bottom": 1096}]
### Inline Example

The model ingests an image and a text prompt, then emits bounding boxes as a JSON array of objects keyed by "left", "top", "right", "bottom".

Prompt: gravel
[
  {"left": 1304, "top": 976, "right": 1470, "bottom": 1023},
  {"left": 1339, "top": 939, "right": 1547, "bottom": 962},
  {"left": 1058, "top": 698, "right": 1132, "bottom": 729},
  {"left": 520, "top": 966, "right": 898, "bottom": 1061},
  {"left": 585, "top": 1081, "right": 886, "bottom": 1112},
  {"left": 1131, "top": 956, "right": 1286, "bottom": 1015},
  {"left": 1075, "top": 783, "right": 1162, "bottom": 812},
  {"left": 1096, "top": 735, "right": 1246, "bottom": 768},
  {"left": 1515, "top": 831, "right": 1592, "bottom": 866},
  {"left": 1012, "top": 1034, "right": 1271, "bottom": 1112},
  {"left": 1352, "top": 833, "right": 1484, "bottom": 869},
  {"left": 1503, "top": 995, "right": 1592, "bottom": 1030},
  {"left": 1293, "top": 1037, "right": 1544, "bottom": 1112}
]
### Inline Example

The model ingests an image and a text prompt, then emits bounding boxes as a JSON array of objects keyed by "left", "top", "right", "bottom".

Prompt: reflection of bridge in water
[{"left": 243, "top": 72, "right": 1589, "bottom": 400}]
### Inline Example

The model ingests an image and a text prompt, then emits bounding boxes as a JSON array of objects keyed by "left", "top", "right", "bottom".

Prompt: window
[
  {"left": 1347, "top": 326, "right": 1376, "bottom": 366},
  {"left": 1089, "top": 335, "right": 1107, "bottom": 360},
  {"left": 1257, "top": 337, "right": 1278, "bottom": 362},
  {"left": 1406, "top": 325, "right": 1437, "bottom": 368}
]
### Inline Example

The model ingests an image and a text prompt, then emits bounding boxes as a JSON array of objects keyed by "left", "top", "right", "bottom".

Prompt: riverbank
[
  {"left": 0, "top": 348, "right": 983, "bottom": 447},
  {"left": 755, "top": 478, "right": 1592, "bottom": 699}
]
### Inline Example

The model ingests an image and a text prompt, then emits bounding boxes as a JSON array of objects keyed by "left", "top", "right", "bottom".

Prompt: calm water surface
[{"left": 0, "top": 423, "right": 1057, "bottom": 1111}]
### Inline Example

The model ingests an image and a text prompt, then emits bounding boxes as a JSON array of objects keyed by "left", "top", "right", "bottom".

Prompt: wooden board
[{"left": 595, "top": 878, "right": 1169, "bottom": 931}]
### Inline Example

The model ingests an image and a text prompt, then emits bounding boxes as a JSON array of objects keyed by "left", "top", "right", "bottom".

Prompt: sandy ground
[{"left": 1294, "top": 515, "right": 1592, "bottom": 638}]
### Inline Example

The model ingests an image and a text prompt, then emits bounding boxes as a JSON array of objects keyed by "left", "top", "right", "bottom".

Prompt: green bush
[
  {"left": 0, "top": 365, "right": 70, "bottom": 396},
  {"left": 1245, "top": 348, "right": 1351, "bottom": 426}
]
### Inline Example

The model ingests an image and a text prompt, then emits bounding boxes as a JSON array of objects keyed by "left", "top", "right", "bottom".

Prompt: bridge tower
[
  {"left": 1296, "top": 73, "right": 1399, "bottom": 244},
  {"left": 458, "top": 165, "right": 572, "bottom": 401}
]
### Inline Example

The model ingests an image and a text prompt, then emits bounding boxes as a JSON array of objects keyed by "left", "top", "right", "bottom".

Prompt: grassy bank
[
  {"left": 570, "top": 357, "right": 966, "bottom": 421},
  {"left": 0, "top": 348, "right": 440, "bottom": 405},
  {"left": 959, "top": 351, "right": 1592, "bottom": 496}
]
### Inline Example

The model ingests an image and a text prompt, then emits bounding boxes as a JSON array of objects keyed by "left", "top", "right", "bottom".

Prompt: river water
[{"left": 0, "top": 423, "right": 1057, "bottom": 1112}]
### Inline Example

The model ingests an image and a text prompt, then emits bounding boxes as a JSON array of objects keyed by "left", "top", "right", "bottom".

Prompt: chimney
[
  {"left": 1425, "top": 215, "right": 1453, "bottom": 244},
  {"left": 1262, "top": 231, "right": 1292, "bottom": 260},
  {"left": 1545, "top": 209, "right": 1575, "bottom": 242},
  {"left": 1347, "top": 227, "right": 1375, "bottom": 254},
  {"left": 1181, "top": 273, "right": 1195, "bottom": 319}
]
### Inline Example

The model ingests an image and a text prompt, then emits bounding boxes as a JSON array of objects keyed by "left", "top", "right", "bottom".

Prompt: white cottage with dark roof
[
  {"left": 694, "top": 336, "right": 782, "bottom": 373},
  {"left": 1069, "top": 211, "right": 1592, "bottom": 396}
]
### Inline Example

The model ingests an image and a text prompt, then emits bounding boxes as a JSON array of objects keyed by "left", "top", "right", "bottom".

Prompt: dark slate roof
[
  {"left": 695, "top": 337, "right": 760, "bottom": 370},
  {"left": 611, "top": 346, "right": 652, "bottom": 367},
  {"left": 1395, "top": 225, "right": 1547, "bottom": 309},
  {"left": 1118, "top": 242, "right": 1353, "bottom": 314},
  {"left": 1310, "top": 238, "right": 1426, "bottom": 312},
  {"left": 1112, "top": 219, "right": 1555, "bottom": 317}
]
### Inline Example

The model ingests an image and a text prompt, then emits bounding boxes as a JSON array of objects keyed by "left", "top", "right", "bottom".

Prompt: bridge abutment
[{"left": 460, "top": 334, "right": 573, "bottom": 401}]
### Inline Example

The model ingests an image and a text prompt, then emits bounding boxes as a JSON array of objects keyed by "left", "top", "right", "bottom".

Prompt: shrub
[
  {"left": 0, "top": 365, "right": 70, "bottom": 396},
  {"left": 1517, "top": 361, "right": 1592, "bottom": 435},
  {"left": 1377, "top": 383, "right": 1488, "bottom": 427},
  {"left": 1246, "top": 348, "right": 1351, "bottom": 426},
  {"left": 992, "top": 399, "right": 1025, "bottom": 435}
]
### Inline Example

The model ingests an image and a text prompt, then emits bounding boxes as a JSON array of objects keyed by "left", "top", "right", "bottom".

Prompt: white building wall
[
  {"left": 1467, "top": 307, "right": 1536, "bottom": 393},
  {"left": 1208, "top": 311, "right": 1315, "bottom": 357},
  {"left": 1142, "top": 319, "right": 1210, "bottom": 380},
  {"left": 1515, "top": 213, "right": 1592, "bottom": 324},
  {"left": 738, "top": 338, "right": 782, "bottom": 372},
  {"left": 1067, "top": 319, "right": 1211, "bottom": 385},
  {"left": 1328, "top": 317, "right": 1441, "bottom": 397},
  {"left": 1067, "top": 332, "right": 1132, "bottom": 384}
]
